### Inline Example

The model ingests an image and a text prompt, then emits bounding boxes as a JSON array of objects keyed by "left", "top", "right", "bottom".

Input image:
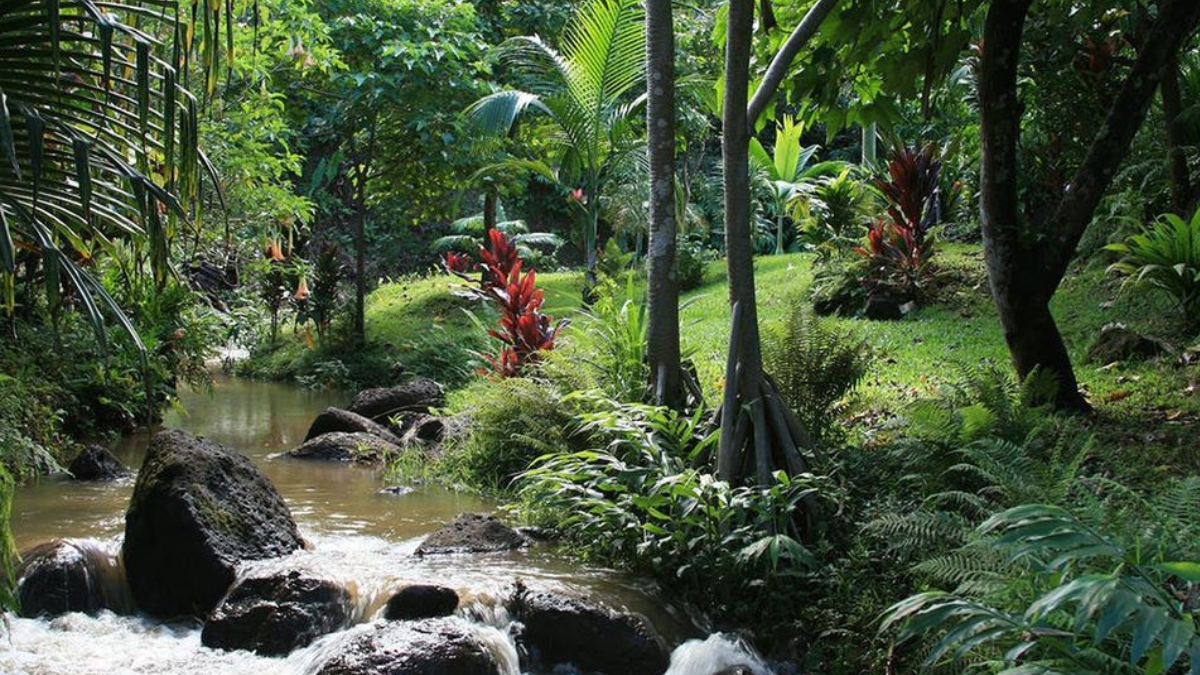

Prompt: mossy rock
[{"left": 122, "top": 429, "right": 303, "bottom": 619}]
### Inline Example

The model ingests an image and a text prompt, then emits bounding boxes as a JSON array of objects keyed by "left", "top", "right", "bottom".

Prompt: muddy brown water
[{"left": 4, "top": 375, "right": 745, "bottom": 675}]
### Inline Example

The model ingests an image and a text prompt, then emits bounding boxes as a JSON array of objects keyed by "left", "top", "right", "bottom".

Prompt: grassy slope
[{"left": 251, "top": 245, "right": 1200, "bottom": 479}]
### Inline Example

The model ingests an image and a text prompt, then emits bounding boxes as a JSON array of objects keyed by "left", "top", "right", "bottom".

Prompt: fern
[{"left": 762, "top": 304, "right": 870, "bottom": 444}]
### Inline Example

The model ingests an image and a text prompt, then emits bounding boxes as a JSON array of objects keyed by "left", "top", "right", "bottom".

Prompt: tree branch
[
  {"left": 1046, "top": 0, "right": 1200, "bottom": 282},
  {"left": 745, "top": 0, "right": 840, "bottom": 131}
]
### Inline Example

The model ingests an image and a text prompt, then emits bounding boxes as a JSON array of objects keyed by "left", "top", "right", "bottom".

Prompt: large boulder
[
  {"left": 16, "top": 540, "right": 114, "bottom": 617},
  {"left": 384, "top": 584, "right": 459, "bottom": 621},
  {"left": 347, "top": 379, "right": 444, "bottom": 424},
  {"left": 507, "top": 586, "right": 669, "bottom": 675},
  {"left": 415, "top": 513, "right": 527, "bottom": 556},
  {"left": 287, "top": 432, "right": 399, "bottom": 464},
  {"left": 1087, "top": 324, "right": 1170, "bottom": 364},
  {"left": 68, "top": 445, "right": 130, "bottom": 481},
  {"left": 305, "top": 408, "right": 403, "bottom": 445},
  {"left": 312, "top": 618, "right": 506, "bottom": 675},
  {"left": 122, "top": 429, "right": 303, "bottom": 619},
  {"left": 201, "top": 570, "right": 351, "bottom": 656}
]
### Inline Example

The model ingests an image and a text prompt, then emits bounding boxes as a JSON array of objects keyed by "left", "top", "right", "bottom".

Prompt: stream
[{"left": 3, "top": 375, "right": 770, "bottom": 675}]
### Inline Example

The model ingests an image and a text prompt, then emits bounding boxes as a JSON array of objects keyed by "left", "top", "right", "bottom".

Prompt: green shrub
[
  {"left": 904, "top": 360, "right": 1057, "bottom": 447},
  {"left": 762, "top": 305, "right": 869, "bottom": 444},
  {"left": 442, "top": 376, "right": 578, "bottom": 491},
  {"left": 518, "top": 390, "right": 833, "bottom": 624},
  {"left": 1106, "top": 206, "right": 1200, "bottom": 336},
  {"left": 883, "top": 479, "right": 1200, "bottom": 674},
  {"left": 676, "top": 236, "right": 714, "bottom": 292}
]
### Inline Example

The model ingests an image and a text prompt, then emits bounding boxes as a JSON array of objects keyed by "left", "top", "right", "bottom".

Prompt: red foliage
[
  {"left": 444, "top": 251, "right": 475, "bottom": 274},
  {"left": 473, "top": 230, "right": 564, "bottom": 377}
]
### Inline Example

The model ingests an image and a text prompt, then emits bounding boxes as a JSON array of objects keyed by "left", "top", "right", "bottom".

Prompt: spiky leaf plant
[
  {"left": 464, "top": 0, "right": 645, "bottom": 287},
  {"left": 1106, "top": 207, "right": 1200, "bottom": 335}
]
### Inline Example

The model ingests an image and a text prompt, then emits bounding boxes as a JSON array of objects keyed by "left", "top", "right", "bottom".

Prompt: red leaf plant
[
  {"left": 443, "top": 251, "right": 475, "bottom": 274},
  {"left": 463, "top": 230, "right": 566, "bottom": 377},
  {"left": 856, "top": 143, "right": 947, "bottom": 301}
]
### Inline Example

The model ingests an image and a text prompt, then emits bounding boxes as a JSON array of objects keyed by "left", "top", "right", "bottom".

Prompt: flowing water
[{"left": 2, "top": 375, "right": 764, "bottom": 675}]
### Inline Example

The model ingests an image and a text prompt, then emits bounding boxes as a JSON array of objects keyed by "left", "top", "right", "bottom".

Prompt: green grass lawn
[{"left": 246, "top": 245, "right": 1200, "bottom": 480}]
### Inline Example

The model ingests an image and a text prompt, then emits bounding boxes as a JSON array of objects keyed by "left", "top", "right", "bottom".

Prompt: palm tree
[
  {"left": 0, "top": 0, "right": 219, "bottom": 351},
  {"left": 749, "top": 114, "right": 838, "bottom": 255},
  {"left": 465, "top": 0, "right": 646, "bottom": 292}
]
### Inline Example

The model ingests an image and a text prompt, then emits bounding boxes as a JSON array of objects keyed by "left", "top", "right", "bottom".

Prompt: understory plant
[
  {"left": 1105, "top": 206, "right": 1200, "bottom": 336},
  {"left": 518, "top": 390, "right": 833, "bottom": 618},
  {"left": 883, "top": 480, "right": 1200, "bottom": 675},
  {"left": 442, "top": 376, "right": 578, "bottom": 491},
  {"left": 762, "top": 305, "right": 869, "bottom": 445},
  {"left": 856, "top": 143, "right": 948, "bottom": 302},
  {"left": 457, "top": 230, "right": 566, "bottom": 377}
]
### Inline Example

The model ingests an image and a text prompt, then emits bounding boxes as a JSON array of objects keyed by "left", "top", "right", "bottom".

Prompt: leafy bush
[
  {"left": 795, "top": 167, "right": 870, "bottom": 255},
  {"left": 569, "top": 278, "right": 651, "bottom": 403},
  {"left": 442, "top": 377, "right": 578, "bottom": 491},
  {"left": 518, "top": 391, "right": 831, "bottom": 619},
  {"left": 762, "top": 305, "right": 869, "bottom": 444},
  {"left": 905, "top": 361, "right": 1058, "bottom": 447},
  {"left": 883, "top": 482, "right": 1200, "bottom": 675},
  {"left": 305, "top": 244, "right": 345, "bottom": 344},
  {"left": 1106, "top": 206, "right": 1200, "bottom": 335},
  {"left": 676, "top": 235, "right": 714, "bottom": 292}
]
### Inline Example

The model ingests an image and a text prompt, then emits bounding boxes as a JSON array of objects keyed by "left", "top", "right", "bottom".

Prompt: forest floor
[{"left": 243, "top": 244, "right": 1200, "bottom": 484}]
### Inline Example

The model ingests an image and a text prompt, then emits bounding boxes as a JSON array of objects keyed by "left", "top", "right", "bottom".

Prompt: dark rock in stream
[
  {"left": 347, "top": 379, "right": 444, "bottom": 424},
  {"left": 415, "top": 513, "right": 527, "bottom": 555},
  {"left": 288, "top": 431, "right": 399, "bottom": 464},
  {"left": 122, "top": 429, "right": 303, "bottom": 619},
  {"left": 383, "top": 584, "right": 459, "bottom": 620},
  {"left": 305, "top": 407, "right": 403, "bottom": 445},
  {"left": 202, "top": 570, "right": 351, "bottom": 656},
  {"left": 312, "top": 618, "right": 505, "bottom": 675},
  {"left": 16, "top": 540, "right": 117, "bottom": 617},
  {"left": 507, "top": 585, "right": 670, "bottom": 675},
  {"left": 67, "top": 445, "right": 130, "bottom": 481}
]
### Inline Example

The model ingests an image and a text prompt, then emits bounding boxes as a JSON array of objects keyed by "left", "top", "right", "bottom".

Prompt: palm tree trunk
[
  {"left": 646, "top": 0, "right": 683, "bottom": 409},
  {"left": 716, "top": 0, "right": 829, "bottom": 507}
]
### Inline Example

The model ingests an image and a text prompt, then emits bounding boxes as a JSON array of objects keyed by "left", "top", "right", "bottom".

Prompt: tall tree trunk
[
  {"left": 716, "top": 0, "right": 833, "bottom": 502},
  {"left": 352, "top": 115, "right": 379, "bottom": 344},
  {"left": 718, "top": 0, "right": 767, "bottom": 482},
  {"left": 979, "top": 0, "right": 1200, "bottom": 411},
  {"left": 1163, "top": 57, "right": 1193, "bottom": 216},
  {"left": 646, "top": 0, "right": 682, "bottom": 409}
]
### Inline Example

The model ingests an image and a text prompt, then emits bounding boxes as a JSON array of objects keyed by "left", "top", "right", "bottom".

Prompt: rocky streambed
[{"left": 5, "top": 375, "right": 775, "bottom": 675}]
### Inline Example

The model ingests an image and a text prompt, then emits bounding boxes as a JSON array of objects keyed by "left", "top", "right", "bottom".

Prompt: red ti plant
[
  {"left": 444, "top": 251, "right": 475, "bottom": 275},
  {"left": 858, "top": 143, "right": 946, "bottom": 300},
  {"left": 472, "top": 230, "right": 566, "bottom": 377}
]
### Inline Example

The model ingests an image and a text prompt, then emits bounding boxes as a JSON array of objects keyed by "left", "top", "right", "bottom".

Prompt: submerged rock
[
  {"left": 122, "top": 429, "right": 303, "bottom": 619},
  {"left": 507, "top": 585, "right": 669, "bottom": 675},
  {"left": 1087, "top": 324, "right": 1170, "bottom": 363},
  {"left": 16, "top": 540, "right": 115, "bottom": 617},
  {"left": 312, "top": 618, "right": 506, "bottom": 675},
  {"left": 384, "top": 584, "right": 459, "bottom": 620},
  {"left": 347, "top": 379, "right": 444, "bottom": 424},
  {"left": 415, "top": 513, "right": 527, "bottom": 555},
  {"left": 67, "top": 445, "right": 130, "bottom": 481},
  {"left": 288, "top": 431, "right": 399, "bottom": 464},
  {"left": 202, "top": 570, "right": 351, "bottom": 656},
  {"left": 305, "top": 408, "right": 403, "bottom": 445}
]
